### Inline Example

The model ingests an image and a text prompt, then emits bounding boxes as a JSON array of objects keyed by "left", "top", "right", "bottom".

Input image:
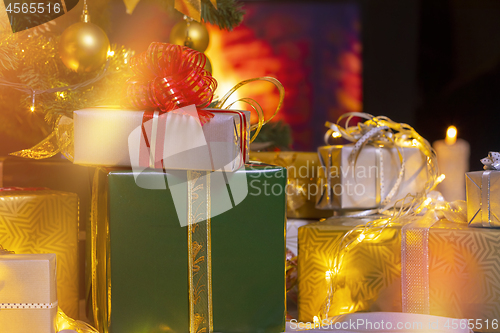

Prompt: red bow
[{"left": 127, "top": 43, "right": 218, "bottom": 125}]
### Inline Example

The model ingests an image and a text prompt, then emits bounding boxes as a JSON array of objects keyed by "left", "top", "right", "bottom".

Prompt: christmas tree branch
[{"left": 201, "top": 0, "right": 244, "bottom": 30}]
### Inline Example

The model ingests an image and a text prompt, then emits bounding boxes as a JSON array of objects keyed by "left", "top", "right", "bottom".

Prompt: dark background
[{"left": 359, "top": 0, "right": 500, "bottom": 170}]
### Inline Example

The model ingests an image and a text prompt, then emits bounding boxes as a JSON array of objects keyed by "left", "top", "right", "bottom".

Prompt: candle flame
[{"left": 445, "top": 126, "right": 457, "bottom": 145}]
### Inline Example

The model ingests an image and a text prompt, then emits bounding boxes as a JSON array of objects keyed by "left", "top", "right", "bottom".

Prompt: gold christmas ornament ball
[
  {"left": 204, "top": 56, "right": 212, "bottom": 74},
  {"left": 59, "top": 22, "right": 110, "bottom": 73},
  {"left": 170, "top": 20, "right": 209, "bottom": 53}
]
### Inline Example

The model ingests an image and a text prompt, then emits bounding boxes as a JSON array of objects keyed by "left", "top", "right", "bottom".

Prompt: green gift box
[{"left": 88, "top": 164, "right": 287, "bottom": 333}]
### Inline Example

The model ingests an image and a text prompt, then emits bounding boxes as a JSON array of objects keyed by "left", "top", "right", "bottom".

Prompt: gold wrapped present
[
  {"left": 0, "top": 156, "right": 92, "bottom": 302},
  {"left": 250, "top": 151, "right": 332, "bottom": 218},
  {"left": 0, "top": 188, "right": 79, "bottom": 319},
  {"left": 286, "top": 219, "right": 317, "bottom": 255},
  {"left": 298, "top": 217, "right": 500, "bottom": 332},
  {"left": 0, "top": 253, "right": 57, "bottom": 333}
]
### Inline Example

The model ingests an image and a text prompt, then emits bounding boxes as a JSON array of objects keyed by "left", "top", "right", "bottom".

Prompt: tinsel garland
[{"left": 0, "top": 30, "right": 133, "bottom": 145}]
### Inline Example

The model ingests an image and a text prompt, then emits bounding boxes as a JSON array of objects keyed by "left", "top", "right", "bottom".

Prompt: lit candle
[{"left": 433, "top": 126, "right": 470, "bottom": 201}]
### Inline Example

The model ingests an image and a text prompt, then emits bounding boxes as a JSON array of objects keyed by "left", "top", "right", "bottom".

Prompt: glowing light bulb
[
  {"left": 436, "top": 174, "right": 446, "bottom": 184},
  {"left": 423, "top": 197, "right": 432, "bottom": 207},
  {"left": 331, "top": 131, "right": 342, "bottom": 138},
  {"left": 30, "top": 105, "right": 35, "bottom": 112},
  {"left": 445, "top": 126, "right": 457, "bottom": 145},
  {"left": 107, "top": 50, "right": 115, "bottom": 57}
]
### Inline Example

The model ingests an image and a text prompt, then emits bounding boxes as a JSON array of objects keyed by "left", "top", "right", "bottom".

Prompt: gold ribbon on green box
[
  {"left": 90, "top": 169, "right": 214, "bottom": 333},
  {"left": 187, "top": 171, "right": 213, "bottom": 333}
]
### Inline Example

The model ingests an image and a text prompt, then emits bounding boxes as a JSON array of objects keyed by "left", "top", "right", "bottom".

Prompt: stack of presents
[{"left": 1, "top": 43, "right": 499, "bottom": 333}]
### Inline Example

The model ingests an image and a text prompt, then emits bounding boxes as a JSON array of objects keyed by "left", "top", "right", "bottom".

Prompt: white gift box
[
  {"left": 73, "top": 106, "right": 250, "bottom": 171},
  {"left": 0, "top": 253, "right": 58, "bottom": 333},
  {"left": 316, "top": 144, "right": 428, "bottom": 210}
]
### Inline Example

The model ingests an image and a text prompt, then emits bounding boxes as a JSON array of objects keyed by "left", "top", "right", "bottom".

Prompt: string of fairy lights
[
  {"left": 0, "top": 0, "right": 212, "bottom": 114},
  {"left": 0, "top": 59, "right": 111, "bottom": 112}
]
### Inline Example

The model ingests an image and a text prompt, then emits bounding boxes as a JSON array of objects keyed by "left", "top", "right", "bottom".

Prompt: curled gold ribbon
[
  {"left": 10, "top": 115, "right": 75, "bottom": 161},
  {"left": 325, "top": 112, "right": 435, "bottom": 161},
  {"left": 216, "top": 76, "right": 285, "bottom": 143}
]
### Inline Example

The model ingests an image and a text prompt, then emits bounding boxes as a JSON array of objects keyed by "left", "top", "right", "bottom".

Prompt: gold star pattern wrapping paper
[
  {"left": 298, "top": 218, "right": 500, "bottom": 332},
  {"left": 0, "top": 189, "right": 79, "bottom": 319}
]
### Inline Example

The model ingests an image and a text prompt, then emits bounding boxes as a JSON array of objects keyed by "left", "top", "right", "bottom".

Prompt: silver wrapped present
[
  {"left": 467, "top": 152, "right": 500, "bottom": 227},
  {"left": 316, "top": 144, "right": 428, "bottom": 210}
]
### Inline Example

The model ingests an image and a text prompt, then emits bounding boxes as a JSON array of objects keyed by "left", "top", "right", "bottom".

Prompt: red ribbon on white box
[{"left": 139, "top": 106, "right": 248, "bottom": 171}]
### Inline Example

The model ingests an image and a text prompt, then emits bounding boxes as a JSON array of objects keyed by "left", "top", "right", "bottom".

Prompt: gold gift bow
[
  {"left": 123, "top": 0, "right": 218, "bottom": 21},
  {"left": 0, "top": 245, "right": 99, "bottom": 332},
  {"left": 11, "top": 77, "right": 284, "bottom": 161}
]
